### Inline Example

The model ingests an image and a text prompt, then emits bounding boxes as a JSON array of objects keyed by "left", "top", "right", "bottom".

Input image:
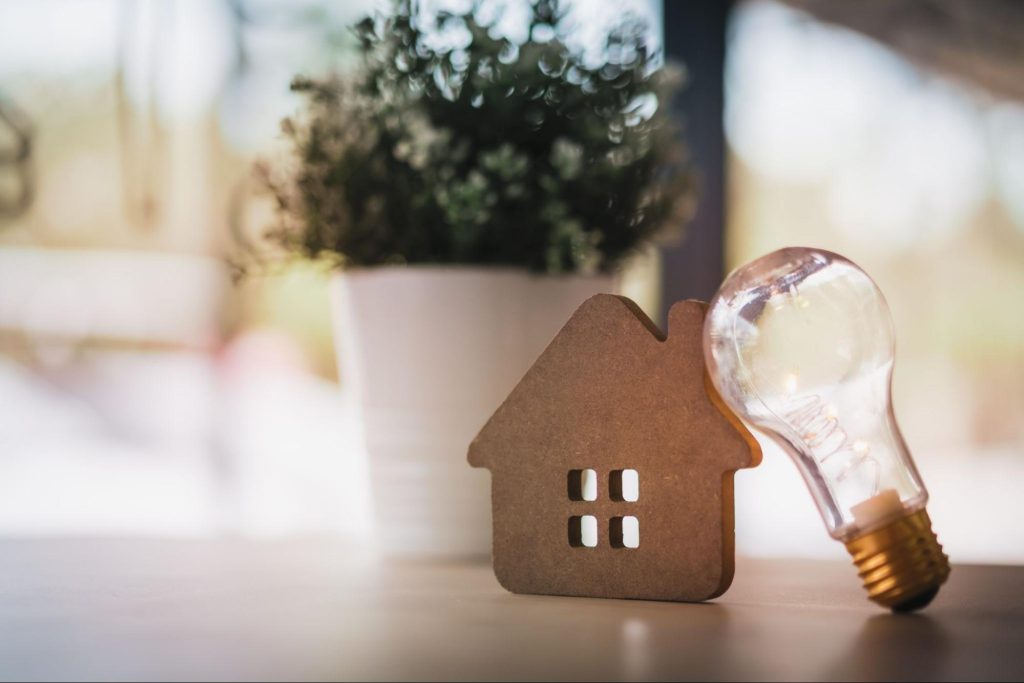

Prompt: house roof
[{"left": 467, "top": 294, "right": 761, "bottom": 472}]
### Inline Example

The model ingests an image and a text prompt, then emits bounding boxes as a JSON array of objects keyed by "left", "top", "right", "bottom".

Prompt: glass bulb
[{"left": 703, "top": 247, "right": 949, "bottom": 611}]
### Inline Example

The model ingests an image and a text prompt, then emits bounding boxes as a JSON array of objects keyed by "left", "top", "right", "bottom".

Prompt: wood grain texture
[
  {"left": 0, "top": 540, "right": 1021, "bottom": 682},
  {"left": 469, "top": 295, "right": 760, "bottom": 602}
]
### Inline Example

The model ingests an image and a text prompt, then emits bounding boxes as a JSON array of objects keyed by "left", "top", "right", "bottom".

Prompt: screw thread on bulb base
[{"left": 844, "top": 509, "right": 950, "bottom": 612}]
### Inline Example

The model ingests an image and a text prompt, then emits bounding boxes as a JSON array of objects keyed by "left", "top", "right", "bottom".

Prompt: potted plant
[{"left": 258, "top": 0, "right": 691, "bottom": 557}]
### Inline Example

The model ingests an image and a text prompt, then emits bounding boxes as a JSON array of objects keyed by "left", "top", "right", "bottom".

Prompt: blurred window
[{"left": 727, "top": 0, "right": 1024, "bottom": 563}]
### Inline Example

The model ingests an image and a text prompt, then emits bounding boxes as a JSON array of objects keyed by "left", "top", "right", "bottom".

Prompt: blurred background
[{"left": 0, "top": 0, "right": 1021, "bottom": 563}]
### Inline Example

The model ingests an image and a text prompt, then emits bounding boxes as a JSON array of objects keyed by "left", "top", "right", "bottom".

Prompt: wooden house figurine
[{"left": 468, "top": 295, "right": 761, "bottom": 602}]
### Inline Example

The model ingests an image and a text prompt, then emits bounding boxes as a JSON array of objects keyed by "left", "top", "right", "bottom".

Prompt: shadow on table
[{"left": 825, "top": 613, "right": 951, "bottom": 681}]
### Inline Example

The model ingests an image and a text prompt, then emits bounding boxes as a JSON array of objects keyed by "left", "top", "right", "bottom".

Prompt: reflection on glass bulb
[{"left": 703, "top": 247, "right": 950, "bottom": 611}]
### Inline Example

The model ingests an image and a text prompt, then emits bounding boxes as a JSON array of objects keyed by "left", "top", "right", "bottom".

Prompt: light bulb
[{"left": 703, "top": 247, "right": 949, "bottom": 611}]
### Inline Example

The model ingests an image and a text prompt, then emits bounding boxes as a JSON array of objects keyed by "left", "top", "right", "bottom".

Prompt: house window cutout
[
  {"left": 569, "top": 515, "right": 598, "bottom": 548},
  {"left": 568, "top": 469, "right": 598, "bottom": 502},
  {"left": 611, "top": 516, "right": 640, "bottom": 549},
  {"left": 610, "top": 469, "right": 639, "bottom": 502}
]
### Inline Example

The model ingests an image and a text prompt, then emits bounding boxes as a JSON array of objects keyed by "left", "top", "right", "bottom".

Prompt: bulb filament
[{"left": 781, "top": 394, "right": 881, "bottom": 492}]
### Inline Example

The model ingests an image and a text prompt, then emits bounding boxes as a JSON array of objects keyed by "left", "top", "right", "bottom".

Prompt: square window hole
[
  {"left": 568, "top": 469, "right": 598, "bottom": 502},
  {"left": 610, "top": 469, "right": 639, "bottom": 502},
  {"left": 569, "top": 515, "right": 598, "bottom": 548},
  {"left": 611, "top": 516, "right": 639, "bottom": 549}
]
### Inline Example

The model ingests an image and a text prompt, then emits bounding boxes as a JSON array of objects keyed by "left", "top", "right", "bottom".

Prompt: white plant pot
[{"left": 331, "top": 266, "right": 615, "bottom": 558}]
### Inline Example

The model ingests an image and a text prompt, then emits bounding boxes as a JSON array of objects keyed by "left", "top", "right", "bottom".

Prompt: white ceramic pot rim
[{"left": 336, "top": 263, "right": 614, "bottom": 280}]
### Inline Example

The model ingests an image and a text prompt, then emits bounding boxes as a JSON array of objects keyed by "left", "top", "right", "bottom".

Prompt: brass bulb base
[{"left": 844, "top": 508, "right": 950, "bottom": 612}]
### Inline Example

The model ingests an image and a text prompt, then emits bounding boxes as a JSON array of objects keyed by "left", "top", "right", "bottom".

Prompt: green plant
[{"left": 259, "top": 0, "right": 692, "bottom": 274}]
